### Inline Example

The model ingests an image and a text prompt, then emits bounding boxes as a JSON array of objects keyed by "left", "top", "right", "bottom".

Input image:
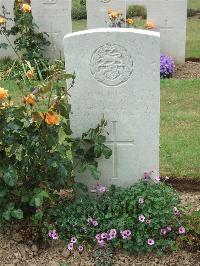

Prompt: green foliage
[
  {"left": 180, "top": 211, "right": 200, "bottom": 251},
  {"left": 72, "top": 0, "right": 87, "bottom": 20},
  {"left": 127, "top": 5, "right": 147, "bottom": 19},
  {"left": 0, "top": 69, "right": 112, "bottom": 232},
  {"left": 0, "top": 1, "right": 50, "bottom": 79},
  {"left": 93, "top": 246, "right": 113, "bottom": 266},
  {"left": 52, "top": 178, "right": 185, "bottom": 254}
]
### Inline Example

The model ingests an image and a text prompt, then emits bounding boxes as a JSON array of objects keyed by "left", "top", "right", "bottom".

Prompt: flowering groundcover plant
[
  {"left": 160, "top": 54, "right": 175, "bottom": 79},
  {"left": 51, "top": 172, "right": 186, "bottom": 255}
]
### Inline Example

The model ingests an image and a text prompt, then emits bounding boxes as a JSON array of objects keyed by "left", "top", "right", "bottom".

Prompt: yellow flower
[
  {"left": 145, "top": 20, "right": 155, "bottom": 30},
  {"left": 22, "top": 3, "right": 31, "bottom": 13},
  {"left": 126, "top": 18, "right": 134, "bottom": 25},
  {"left": 44, "top": 112, "right": 59, "bottom": 125},
  {"left": 0, "top": 88, "right": 8, "bottom": 100},
  {"left": 26, "top": 67, "right": 35, "bottom": 79},
  {"left": 0, "top": 16, "right": 6, "bottom": 26},
  {"left": 24, "top": 94, "right": 36, "bottom": 106}
]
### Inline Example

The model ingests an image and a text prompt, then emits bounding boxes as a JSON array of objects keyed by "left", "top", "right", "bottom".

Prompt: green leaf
[
  {"left": 11, "top": 209, "right": 23, "bottom": 220},
  {"left": 34, "top": 197, "right": 42, "bottom": 207},
  {"left": 2, "top": 210, "right": 11, "bottom": 221},
  {"left": 3, "top": 166, "right": 18, "bottom": 187},
  {"left": 102, "top": 145, "right": 112, "bottom": 159}
]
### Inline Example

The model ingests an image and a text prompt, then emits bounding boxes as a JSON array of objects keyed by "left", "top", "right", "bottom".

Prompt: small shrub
[
  {"left": 72, "top": 5, "right": 87, "bottom": 20},
  {"left": 160, "top": 54, "right": 175, "bottom": 79},
  {"left": 127, "top": 5, "right": 147, "bottom": 19},
  {"left": 51, "top": 171, "right": 185, "bottom": 254},
  {"left": 187, "top": 8, "right": 200, "bottom": 18}
]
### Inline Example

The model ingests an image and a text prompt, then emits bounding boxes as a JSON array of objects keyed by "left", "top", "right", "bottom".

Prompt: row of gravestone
[{"left": 0, "top": 0, "right": 187, "bottom": 63}]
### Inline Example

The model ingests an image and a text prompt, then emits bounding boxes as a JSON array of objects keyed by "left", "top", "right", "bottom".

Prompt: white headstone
[
  {"left": 32, "top": 0, "right": 72, "bottom": 59},
  {"left": 126, "top": 0, "right": 187, "bottom": 63},
  {"left": 64, "top": 28, "right": 160, "bottom": 188},
  {"left": 86, "top": 0, "right": 127, "bottom": 29},
  {"left": 0, "top": 0, "right": 16, "bottom": 59}
]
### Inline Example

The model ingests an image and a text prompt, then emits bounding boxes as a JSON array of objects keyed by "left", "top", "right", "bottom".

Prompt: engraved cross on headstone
[{"left": 105, "top": 121, "right": 134, "bottom": 180}]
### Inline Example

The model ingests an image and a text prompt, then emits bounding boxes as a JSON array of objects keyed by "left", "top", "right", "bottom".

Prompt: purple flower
[
  {"left": 98, "top": 186, "right": 106, "bottom": 193},
  {"left": 67, "top": 243, "right": 73, "bottom": 251},
  {"left": 139, "top": 215, "right": 145, "bottom": 222},
  {"left": 173, "top": 207, "right": 180, "bottom": 216},
  {"left": 91, "top": 183, "right": 107, "bottom": 193},
  {"left": 178, "top": 226, "right": 186, "bottom": 234},
  {"left": 147, "top": 238, "right": 155, "bottom": 246},
  {"left": 166, "top": 225, "right": 172, "bottom": 232},
  {"left": 139, "top": 197, "right": 144, "bottom": 204},
  {"left": 70, "top": 237, "right": 77, "bottom": 243},
  {"left": 160, "top": 228, "right": 167, "bottom": 235},
  {"left": 160, "top": 54, "right": 175, "bottom": 79},
  {"left": 107, "top": 229, "right": 117, "bottom": 240},
  {"left": 146, "top": 219, "right": 152, "bottom": 224},
  {"left": 78, "top": 245, "right": 84, "bottom": 252},
  {"left": 154, "top": 176, "right": 160, "bottom": 182},
  {"left": 92, "top": 220, "right": 98, "bottom": 227}
]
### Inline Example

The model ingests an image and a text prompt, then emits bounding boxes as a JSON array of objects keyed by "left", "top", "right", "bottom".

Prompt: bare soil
[
  {"left": 0, "top": 192, "right": 200, "bottom": 266},
  {"left": 173, "top": 61, "right": 200, "bottom": 79}
]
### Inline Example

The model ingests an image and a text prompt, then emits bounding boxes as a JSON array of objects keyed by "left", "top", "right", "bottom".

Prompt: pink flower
[
  {"left": 78, "top": 245, "right": 84, "bottom": 252},
  {"left": 87, "top": 217, "right": 93, "bottom": 224},
  {"left": 48, "top": 230, "right": 59, "bottom": 240},
  {"left": 91, "top": 183, "right": 107, "bottom": 193},
  {"left": 160, "top": 228, "right": 167, "bottom": 235},
  {"left": 71, "top": 237, "right": 77, "bottom": 243},
  {"left": 146, "top": 219, "right": 151, "bottom": 224},
  {"left": 98, "top": 239, "right": 105, "bottom": 247},
  {"left": 178, "top": 226, "right": 186, "bottom": 234},
  {"left": 107, "top": 229, "right": 117, "bottom": 240},
  {"left": 144, "top": 171, "right": 149, "bottom": 180},
  {"left": 154, "top": 176, "right": 160, "bottom": 182},
  {"left": 147, "top": 238, "right": 155, "bottom": 245},
  {"left": 120, "top": 230, "right": 132, "bottom": 240},
  {"left": 139, "top": 197, "right": 144, "bottom": 204},
  {"left": 95, "top": 233, "right": 101, "bottom": 241},
  {"left": 138, "top": 215, "right": 145, "bottom": 222},
  {"left": 166, "top": 225, "right": 172, "bottom": 232},
  {"left": 173, "top": 207, "right": 180, "bottom": 216},
  {"left": 101, "top": 233, "right": 108, "bottom": 239},
  {"left": 99, "top": 186, "right": 106, "bottom": 193},
  {"left": 67, "top": 243, "right": 73, "bottom": 251},
  {"left": 92, "top": 220, "right": 98, "bottom": 227}
]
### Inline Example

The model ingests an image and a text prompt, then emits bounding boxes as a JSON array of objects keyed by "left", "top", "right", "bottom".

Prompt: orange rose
[
  {"left": 145, "top": 20, "right": 155, "bottom": 30},
  {"left": 22, "top": 3, "right": 31, "bottom": 13},
  {"left": 44, "top": 112, "right": 59, "bottom": 125},
  {"left": 0, "top": 88, "right": 8, "bottom": 100},
  {"left": 126, "top": 18, "right": 134, "bottom": 25},
  {"left": 109, "top": 11, "right": 119, "bottom": 19},
  {"left": 26, "top": 67, "right": 35, "bottom": 79},
  {"left": 24, "top": 94, "right": 36, "bottom": 105},
  {"left": 0, "top": 16, "right": 6, "bottom": 26}
]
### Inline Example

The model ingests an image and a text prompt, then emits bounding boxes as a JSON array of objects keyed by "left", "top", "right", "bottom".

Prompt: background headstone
[
  {"left": 32, "top": 0, "right": 72, "bottom": 59},
  {"left": 0, "top": 0, "right": 72, "bottom": 59},
  {"left": 86, "top": 0, "right": 127, "bottom": 29},
  {"left": 126, "top": 0, "right": 187, "bottom": 63},
  {"left": 0, "top": 0, "right": 16, "bottom": 59},
  {"left": 64, "top": 28, "right": 160, "bottom": 188}
]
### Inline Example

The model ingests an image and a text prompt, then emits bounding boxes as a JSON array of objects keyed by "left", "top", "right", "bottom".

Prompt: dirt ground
[
  {"left": 0, "top": 192, "right": 200, "bottom": 266},
  {"left": 173, "top": 61, "right": 200, "bottom": 79}
]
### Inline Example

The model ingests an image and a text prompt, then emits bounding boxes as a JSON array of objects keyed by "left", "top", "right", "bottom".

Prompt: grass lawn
[
  {"left": 160, "top": 79, "right": 200, "bottom": 179},
  {"left": 186, "top": 18, "right": 200, "bottom": 58},
  {"left": 0, "top": 79, "right": 199, "bottom": 179},
  {"left": 188, "top": 0, "right": 200, "bottom": 9}
]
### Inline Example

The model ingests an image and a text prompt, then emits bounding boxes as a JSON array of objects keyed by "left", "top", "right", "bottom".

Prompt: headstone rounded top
[
  {"left": 90, "top": 43, "right": 133, "bottom": 86},
  {"left": 99, "top": 0, "right": 111, "bottom": 3}
]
